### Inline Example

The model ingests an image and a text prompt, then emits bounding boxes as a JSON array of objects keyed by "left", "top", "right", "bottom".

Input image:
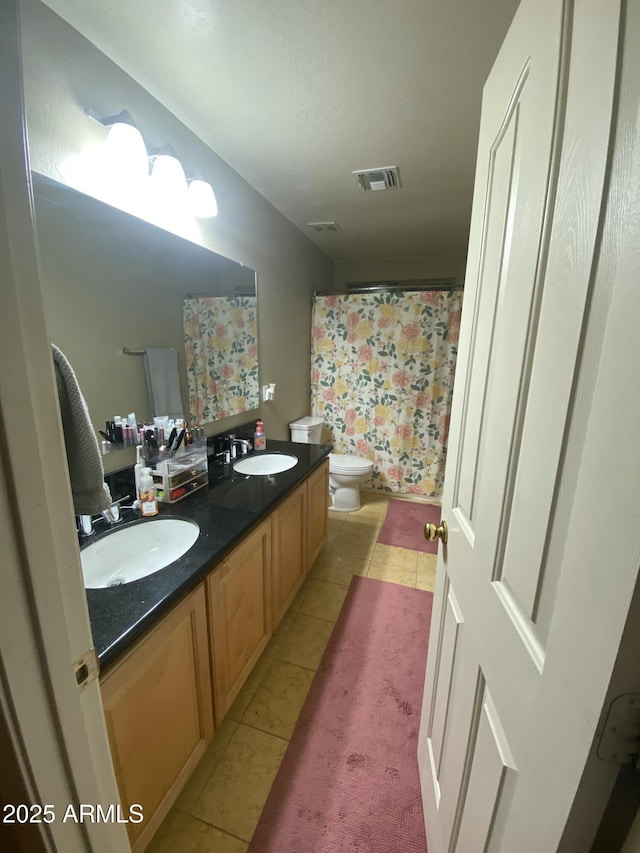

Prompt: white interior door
[
  {"left": 0, "top": 3, "right": 130, "bottom": 850},
  {"left": 417, "top": 0, "right": 631, "bottom": 850}
]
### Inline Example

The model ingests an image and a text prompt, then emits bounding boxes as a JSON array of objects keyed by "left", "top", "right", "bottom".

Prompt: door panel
[
  {"left": 454, "top": 61, "right": 529, "bottom": 532},
  {"left": 425, "top": 580, "right": 482, "bottom": 850},
  {"left": 455, "top": 690, "right": 516, "bottom": 851},
  {"left": 428, "top": 584, "right": 463, "bottom": 779}
]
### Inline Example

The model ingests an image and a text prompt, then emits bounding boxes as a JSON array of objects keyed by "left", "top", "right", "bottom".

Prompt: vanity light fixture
[
  {"left": 187, "top": 177, "right": 218, "bottom": 218},
  {"left": 85, "top": 108, "right": 218, "bottom": 220}
]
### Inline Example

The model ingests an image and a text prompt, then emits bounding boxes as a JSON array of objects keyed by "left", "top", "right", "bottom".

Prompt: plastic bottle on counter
[
  {"left": 254, "top": 419, "right": 266, "bottom": 451},
  {"left": 133, "top": 445, "right": 144, "bottom": 509},
  {"left": 139, "top": 467, "right": 159, "bottom": 517}
]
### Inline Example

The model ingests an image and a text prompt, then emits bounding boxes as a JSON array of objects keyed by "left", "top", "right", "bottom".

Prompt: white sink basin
[
  {"left": 233, "top": 453, "right": 298, "bottom": 476},
  {"left": 81, "top": 518, "right": 200, "bottom": 589}
]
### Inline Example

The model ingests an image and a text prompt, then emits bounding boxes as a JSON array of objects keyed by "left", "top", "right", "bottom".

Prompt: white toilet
[
  {"left": 289, "top": 416, "right": 374, "bottom": 512},
  {"left": 326, "top": 452, "right": 374, "bottom": 511}
]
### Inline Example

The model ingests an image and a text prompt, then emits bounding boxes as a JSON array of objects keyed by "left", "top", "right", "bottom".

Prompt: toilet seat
[{"left": 329, "top": 453, "right": 374, "bottom": 475}]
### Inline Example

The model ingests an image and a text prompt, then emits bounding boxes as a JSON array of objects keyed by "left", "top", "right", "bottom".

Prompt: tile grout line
[{"left": 173, "top": 806, "right": 251, "bottom": 845}]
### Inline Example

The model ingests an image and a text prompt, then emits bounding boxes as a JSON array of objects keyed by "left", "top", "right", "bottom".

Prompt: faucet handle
[
  {"left": 102, "top": 504, "right": 121, "bottom": 525},
  {"left": 78, "top": 515, "right": 94, "bottom": 536},
  {"left": 102, "top": 495, "right": 132, "bottom": 525},
  {"left": 228, "top": 433, "right": 237, "bottom": 459}
]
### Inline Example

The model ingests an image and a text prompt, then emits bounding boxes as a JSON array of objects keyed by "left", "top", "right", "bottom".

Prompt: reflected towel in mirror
[
  {"left": 143, "top": 348, "right": 184, "bottom": 420},
  {"left": 51, "top": 344, "right": 112, "bottom": 515}
]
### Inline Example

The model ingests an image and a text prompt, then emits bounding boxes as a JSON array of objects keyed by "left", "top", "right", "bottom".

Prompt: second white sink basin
[
  {"left": 81, "top": 518, "right": 200, "bottom": 589},
  {"left": 233, "top": 453, "right": 298, "bottom": 476}
]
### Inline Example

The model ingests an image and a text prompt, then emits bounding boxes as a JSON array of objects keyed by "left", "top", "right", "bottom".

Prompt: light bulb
[
  {"left": 188, "top": 179, "right": 218, "bottom": 218},
  {"left": 103, "top": 122, "right": 149, "bottom": 180},
  {"left": 151, "top": 154, "right": 188, "bottom": 198}
]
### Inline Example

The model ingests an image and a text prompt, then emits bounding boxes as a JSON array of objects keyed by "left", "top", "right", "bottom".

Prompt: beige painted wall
[
  {"left": 333, "top": 255, "right": 467, "bottom": 289},
  {"left": 20, "top": 0, "right": 334, "bottom": 455}
]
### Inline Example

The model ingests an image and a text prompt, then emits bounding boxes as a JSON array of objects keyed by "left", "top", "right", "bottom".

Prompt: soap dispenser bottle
[
  {"left": 254, "top": 420, "right": 266, "bottom": 451},
  {"left": 139, "top": 467, "right": 159, "bottom": 517}
]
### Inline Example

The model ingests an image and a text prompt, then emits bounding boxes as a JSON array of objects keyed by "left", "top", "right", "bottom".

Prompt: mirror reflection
[{"left": 33, "top": 173, "right": 259, "bottom": 466}]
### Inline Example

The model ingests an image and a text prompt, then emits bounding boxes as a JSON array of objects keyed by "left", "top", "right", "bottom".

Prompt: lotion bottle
[
  {"left": 133, "top": 445, "right": 144, "bottom": 508},
  {"left": 254, "top": 420, "right": 266, "bottom": 451},
  {"left": 139, "top": 467, "right": 159, "bottom": 517}
]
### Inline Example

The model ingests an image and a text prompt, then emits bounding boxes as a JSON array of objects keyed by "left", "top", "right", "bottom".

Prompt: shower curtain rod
[
  {"left": 314, "top": 282, "right": 463, "bottom": 297},
  {"left": 185, "top": 289, "right": 256, "bottom": 298}
]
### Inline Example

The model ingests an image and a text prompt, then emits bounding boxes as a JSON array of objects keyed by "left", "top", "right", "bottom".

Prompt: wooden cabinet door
[
  {"left": 272, "top": 481, "right": 307, "bottom": 629},
  {"left": 101, "top": 583, "right": 213, "bottom": 852},
  {"left": 306, "top": 459, "right": 329, "bottom": 569},
  {"left": 208, "top": 519, "right": 272, "bottom": 723}
]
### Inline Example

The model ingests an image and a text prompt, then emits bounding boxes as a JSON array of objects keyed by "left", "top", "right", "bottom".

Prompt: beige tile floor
[{"left": 147, "top": 492, "right": 439, "bottom": 853}]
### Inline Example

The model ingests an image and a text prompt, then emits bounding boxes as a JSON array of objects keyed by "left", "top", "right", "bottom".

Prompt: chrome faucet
[
  {"left": 77, "top": 495, "right": 131, "bottom": 537},
  {"left": 227, "top": 434, "right": 252, "bottom": 459},
  {"left": 235, "top": 438, "right": 253, "bottom": 455}
]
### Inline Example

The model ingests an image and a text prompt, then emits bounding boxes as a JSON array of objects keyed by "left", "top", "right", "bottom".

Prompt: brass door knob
[{"left": 424, "top": 519, "right": 448, "bottom": 545}]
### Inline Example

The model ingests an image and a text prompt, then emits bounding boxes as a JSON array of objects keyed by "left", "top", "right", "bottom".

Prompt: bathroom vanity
[{"left": 90, "top": 440, "right": 330, "bottom": 851}]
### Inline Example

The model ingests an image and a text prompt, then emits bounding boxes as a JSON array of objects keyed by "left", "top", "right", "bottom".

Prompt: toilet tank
[{"left": 289, "top": 416, "right": 323, "bottom": 444}]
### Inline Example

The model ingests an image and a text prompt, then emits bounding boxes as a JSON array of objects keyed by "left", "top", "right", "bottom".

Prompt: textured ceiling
[{"left": 39, "top": 0, "right": 519, "bottom": 262}]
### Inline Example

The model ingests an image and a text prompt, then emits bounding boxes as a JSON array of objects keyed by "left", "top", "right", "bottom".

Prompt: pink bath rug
[
  {"left": 377, "top": 499, "right": 442, "bottom": 554},
  {"left": 247, "top": 576, "right": 432, "bottom": 853}
]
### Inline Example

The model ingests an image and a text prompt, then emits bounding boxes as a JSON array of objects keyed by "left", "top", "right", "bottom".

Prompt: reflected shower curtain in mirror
[
  {"left": 183, "top": 296, "right": 259, "bottom": 424},
  {"left": 311, "top": 290, "right": 462, "bottom": 498}
]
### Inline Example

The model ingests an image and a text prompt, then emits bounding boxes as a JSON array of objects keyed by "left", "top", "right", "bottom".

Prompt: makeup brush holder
[{"left": 147, "top": 439, "right": 208, "bottom": 504}]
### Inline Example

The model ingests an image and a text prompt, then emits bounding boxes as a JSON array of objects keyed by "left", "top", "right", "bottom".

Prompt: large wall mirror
[{"left": 33, "top": 173, "right": 259, "bottom": 471}]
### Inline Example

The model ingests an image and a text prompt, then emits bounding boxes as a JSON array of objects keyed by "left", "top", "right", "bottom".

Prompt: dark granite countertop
[{"left": 86, "top": 439, "right": 331, "bottom": 673}]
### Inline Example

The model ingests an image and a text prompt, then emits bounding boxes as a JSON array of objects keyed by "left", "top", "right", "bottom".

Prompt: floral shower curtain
[
  {"left": 183, "top": 295, "right": 259, "bottom": 424},
  {"left": 311, "top": 289, "right": 462, "bottom": 499}
]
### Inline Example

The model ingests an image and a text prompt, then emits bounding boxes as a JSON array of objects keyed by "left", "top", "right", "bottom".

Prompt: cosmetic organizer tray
[{"left": 147, "top": 439, "right": 208, "bottom": 504}]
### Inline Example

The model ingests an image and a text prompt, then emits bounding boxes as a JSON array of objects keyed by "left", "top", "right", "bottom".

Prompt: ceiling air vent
[
  {"left": 353, "top": 166, "right": 401, "bottom": 192},
  {"left": 306, "top": 221, "right": 341, "bottom": 233}
]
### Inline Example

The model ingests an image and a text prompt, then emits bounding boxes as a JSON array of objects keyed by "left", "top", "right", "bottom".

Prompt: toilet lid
[
  {"left": 329, "top": 453, "right": 374, "bottom": 474},
  {"left": 289, "top": 416, "right": 323, "bottom": 429}
]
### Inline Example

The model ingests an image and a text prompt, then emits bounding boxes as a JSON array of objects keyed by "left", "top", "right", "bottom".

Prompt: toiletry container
[
  {"left": 254, "top": 420, "right": 267, "bottom": 451},
  {"left": 139, "top": 467, "right": 159, "bottom": 517},
  {"left": 150, "top": 440, "right": 208, "bottom": 503},
  {"left": 289, "top": 416, "right": 323, "bottom": 444},
  {"left": 133, "top": 445, "right": 144, "bottom": 506}
]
